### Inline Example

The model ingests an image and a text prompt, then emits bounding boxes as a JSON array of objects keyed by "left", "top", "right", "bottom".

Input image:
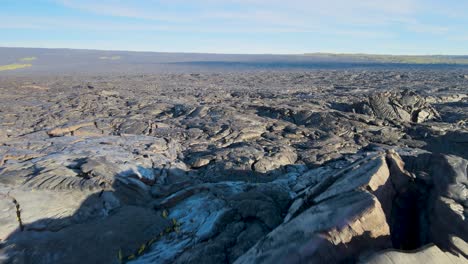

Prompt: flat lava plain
[{"left": 0, "top": 48, "right": 467, "bottom": 263}]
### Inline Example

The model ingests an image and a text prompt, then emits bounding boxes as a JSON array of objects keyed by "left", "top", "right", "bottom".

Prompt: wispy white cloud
[
  {"left": 54, "top": 0, "right": 418, "bottom": 23},
  {"left": 56, "top": 0, "right": 185, "bottom": 22},
  {"left": 405, "top": 22, "right": 449, "bottom": 34},
  {"left": 3, "top": 0, "right": 465, "bottom": 55},
  {"left": 50, "top": 0, "right": 455, "bottom": 37},
  {"left": 0, "top": 14, "right": 396, "bottom": 38}
]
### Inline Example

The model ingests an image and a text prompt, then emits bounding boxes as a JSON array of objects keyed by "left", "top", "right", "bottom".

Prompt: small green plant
[
  {"left": 161, "top": 209, "right": 168, "bottom": 218},
  {"left": 19, "top": 57, "right": 37, "bottom": 62},
  {"left": 0, "top": 63, "right": 32, "bottom": 71}
]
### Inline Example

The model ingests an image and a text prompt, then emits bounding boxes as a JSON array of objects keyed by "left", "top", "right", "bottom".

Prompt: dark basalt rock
[
  {"left": 0, "top": 71, "right": 467, "bottom": 263},
  {"left": 354, "top": 90, "right": 441, "bottom": 123}
]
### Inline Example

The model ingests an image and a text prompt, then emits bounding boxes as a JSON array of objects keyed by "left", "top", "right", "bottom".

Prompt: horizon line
[{"left": 1, "top": 46, "right": 467, "bottom": 57}]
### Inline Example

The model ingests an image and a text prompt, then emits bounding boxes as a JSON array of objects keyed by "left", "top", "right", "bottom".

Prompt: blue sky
[{"left": 1, "top": 0, "right": 467, "bottom": 54}]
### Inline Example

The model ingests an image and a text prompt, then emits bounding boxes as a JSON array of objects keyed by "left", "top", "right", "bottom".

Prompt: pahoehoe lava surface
[{"left": 0, "top": 61, "right": 467, "bottom": 263}]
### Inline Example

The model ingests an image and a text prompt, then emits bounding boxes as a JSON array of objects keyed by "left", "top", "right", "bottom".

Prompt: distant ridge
[
  {"left": 1, "top": 47, "right": 468, "bottom": 75},
  {"left": 304, "top": 53, "right": 468, "bottom": 65}
]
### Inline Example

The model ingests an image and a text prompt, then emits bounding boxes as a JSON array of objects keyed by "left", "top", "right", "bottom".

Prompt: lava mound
[{"left": 354, "top": 90, "right": 440, "bottom": 123}]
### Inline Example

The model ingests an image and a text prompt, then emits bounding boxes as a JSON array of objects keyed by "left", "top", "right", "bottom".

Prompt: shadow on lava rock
[
  {"left": 424, "top": 131, "right": 468, "bottom": 158},
  {"left": 407, "top": 127, "right": 468, "bottom": 159},
  {"left": 0, "top": 162, "right": 297, "bottom": 264},
  {"left": 395, "top": 152, "right": 468, "bottom": 258},
  {"left": 0, "top": 169, "right": 175, "bottom": 264}
]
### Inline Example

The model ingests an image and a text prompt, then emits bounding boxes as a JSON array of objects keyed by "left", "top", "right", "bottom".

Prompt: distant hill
[
  {"left": 304, "top": 53, "right": 468, "bottom": 65},
  {"left": 1, "top": 47, "right": 468, "bottom": 75}
]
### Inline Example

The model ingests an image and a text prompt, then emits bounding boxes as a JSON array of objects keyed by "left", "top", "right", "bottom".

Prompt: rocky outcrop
[
  {"left": 235, "top": 150, "right": 468, "bottom": 263},
  {"left": 235, "top": 153, "right": 394, "bottom": 263},
  {"left": 354, "top": 90, "right": 441, "bottom": 123}
]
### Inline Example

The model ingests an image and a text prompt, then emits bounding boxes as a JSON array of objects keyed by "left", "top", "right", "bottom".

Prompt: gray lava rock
[
  {"left": 0, "top": 71, "right": 467, "bottom": 263},
  {"left": 355, "top": 90, "right": 440, "bottom": 123}
]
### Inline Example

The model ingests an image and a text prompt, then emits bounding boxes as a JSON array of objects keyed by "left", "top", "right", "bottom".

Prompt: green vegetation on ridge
[
  {"left": 99, "top": 56, "right": 121, "bottom": 60},
  {"left": 0, "top": 64, "right": 33, "bottom": 71},
  {"left": 19, "top": 57, "right": 37, "bottom": 62},
  {"left": 305, "top": 53, "right": 468, "bottom": 65}
]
